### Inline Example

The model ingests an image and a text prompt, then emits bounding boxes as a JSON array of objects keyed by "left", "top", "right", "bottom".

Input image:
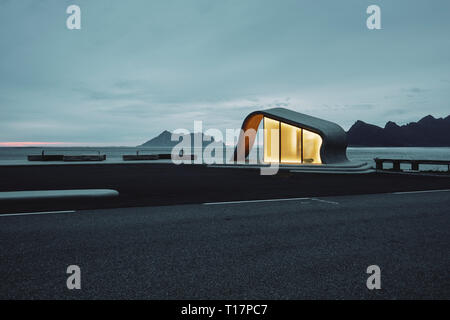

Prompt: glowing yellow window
[
  {"left": 280, "top": 123, "right": 302, "bottom": 164},
  {"left": 302, "top": 129, "right": 322, "bottom": 164},
  {"left": 263, "top": 117, "right": 280, "bottom": 163}
]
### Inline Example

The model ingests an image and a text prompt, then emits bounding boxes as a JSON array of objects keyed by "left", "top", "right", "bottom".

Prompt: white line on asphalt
[
  {"left": 203, "top": 197, "right": 311, "bottom": 205},
  {"left": 0, "top": 210, "right": 76, "bottom": 217},
  {"left": 311, "top": 198, "right": 340, "bottom": 205},
  {"left": 393, "top": 189, "right": 450, "bottom": 195}
]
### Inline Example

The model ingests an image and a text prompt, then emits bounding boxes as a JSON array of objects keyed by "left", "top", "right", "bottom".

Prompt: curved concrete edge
[
  {"left": 290, "top": 168, "right": 375, "bottom": 174},
  {"left": 207, "top": 162, "right": 374, "bottom": 174},
  {"left": 289, "top": 162, "right": 374, "bottom": 174},
  {"left": 208, "top": 161, "right": 372, "bottom": 169},
  {"left": 0, "top": 189, "right": 119, "bottom": 201}
]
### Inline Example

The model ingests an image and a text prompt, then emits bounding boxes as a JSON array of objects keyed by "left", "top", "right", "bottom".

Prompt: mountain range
[{"left": 346, "top": 115, "right": 450, "bottom": 147}]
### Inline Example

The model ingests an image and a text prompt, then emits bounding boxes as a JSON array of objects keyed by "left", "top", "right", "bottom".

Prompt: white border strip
[
  {"left": 204, "top": 189, "right": 450, "bottom": 206},
  {"left": 204, "top": 197, "right": 310, "bottom": 205},
  {"left": 311, "top": 198, "right": 339, "bottom": 205},
  {"left": 393, "top": 189, "right": 450, "bottom": 195},
  {"left": 0, "top": 210, "right": 76, "bottom": 217}
]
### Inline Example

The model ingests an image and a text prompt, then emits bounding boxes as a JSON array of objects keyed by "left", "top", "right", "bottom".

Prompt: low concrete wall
[{"left": 0, "top": 189, "right": 119, "bottom": 202}]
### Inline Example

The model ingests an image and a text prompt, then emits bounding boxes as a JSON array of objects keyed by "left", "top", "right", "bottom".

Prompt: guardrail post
[
  {"left": 375, "top": 158, "right": 383, "bottom": 170},
  {"left": 393, "top": 160, "right": 400, "bottom": 171}
]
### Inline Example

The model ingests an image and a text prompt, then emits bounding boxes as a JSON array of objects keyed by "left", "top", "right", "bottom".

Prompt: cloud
[{"left": 403, "top": 87, "right": 427, "bottom": 94}]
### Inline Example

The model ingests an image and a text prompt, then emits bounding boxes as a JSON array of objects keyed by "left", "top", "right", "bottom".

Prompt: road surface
[{"left": 1, "top": 190, "right": 449, "bottom": 299}]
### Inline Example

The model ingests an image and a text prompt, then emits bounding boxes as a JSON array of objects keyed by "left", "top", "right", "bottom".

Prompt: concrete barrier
[
  {"left": 28, "top": 155, "right": 64, "bottom": 161},
  {"left": 28, "top": 154, "right": 106, "bottom": 162},
  {"left": 123, "top": 154, "right": 159, "bottom": 161},
  {"left": 63, "top": 155, "right": 106, "bottom": 161},
  {"left": 0, "top": 189, "right": 119, "bottom": 202}
]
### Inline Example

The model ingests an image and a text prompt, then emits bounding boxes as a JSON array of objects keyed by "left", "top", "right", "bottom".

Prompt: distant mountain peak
[
  {"left": 384, "top": 121, "right": 399, "bottom": 129},
  {"left": 353, "top": 120, "right": 368, "bottom": 126},
  {"left": 138, "top": 130, "right": 224, "bottom": 148},
  {"left": 156, "top": 130, "right": 171, "bottom": 137},
  {"left": 418, "top": 115, "right": 436, "bottom": 123},
  {"left": 347, "top": 114, "right": 450, "bottom": 147},
  {"left": 350, "top": 120, "right": 380, "bottom": 129}
]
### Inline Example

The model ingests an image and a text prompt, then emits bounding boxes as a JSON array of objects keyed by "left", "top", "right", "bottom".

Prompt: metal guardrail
[{"left": 374, "top": 158, "right": 450, "bottom": 171}]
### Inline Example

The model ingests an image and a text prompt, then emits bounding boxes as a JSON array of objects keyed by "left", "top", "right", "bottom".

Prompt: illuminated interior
[
  {"left": 263, "top": 117, "right": 280, "bottom": 163},
  {"left": 263, "top": 116, "right": 322, "bottom": 164},
  {"left": 280, "top": 122, "right": 302, "bottom": 164},
  {"left": 302, "top": 129, "right": 322, "bottom": 164}
]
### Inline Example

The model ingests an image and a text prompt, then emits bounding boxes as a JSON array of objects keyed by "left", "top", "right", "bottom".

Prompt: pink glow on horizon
[
  {"left": 0, "top": 142, "right": 85, "bottom": 147},
  {"left": 0, "top": 141, "right": 137, "bottom": 147}
]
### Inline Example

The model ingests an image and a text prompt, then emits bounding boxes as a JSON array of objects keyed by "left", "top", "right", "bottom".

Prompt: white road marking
[
  {"left": 203, "top": 197, "right": 310, "bottom": 205},
  {"left": 0, "top": 210, "right": 76, "bottom": 218},
  {"left": 310, "top": 198, "right": 340, "bottom": 205},
  {"left": 393, "top": 189, "right": 450, "bottom": 195}
]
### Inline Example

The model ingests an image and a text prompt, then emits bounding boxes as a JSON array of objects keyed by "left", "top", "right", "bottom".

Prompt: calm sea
[{"left": 0, "top": 147, "right": 449, "bottom": 171}]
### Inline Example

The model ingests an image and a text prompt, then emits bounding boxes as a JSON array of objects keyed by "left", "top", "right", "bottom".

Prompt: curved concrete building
[{"left": 234, "top": 108, "right": 348, "bottom": 164}]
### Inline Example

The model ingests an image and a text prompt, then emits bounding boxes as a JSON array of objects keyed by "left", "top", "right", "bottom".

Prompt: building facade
[{"left": 234, "top": 108, "right": 348, "bottom": 164}]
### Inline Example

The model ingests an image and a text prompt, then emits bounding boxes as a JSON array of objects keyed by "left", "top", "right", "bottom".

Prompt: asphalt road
[{"left": 1, "top": 190, "right": 449, "bottom": 299}]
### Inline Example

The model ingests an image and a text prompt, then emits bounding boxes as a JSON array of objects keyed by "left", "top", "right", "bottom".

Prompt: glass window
[
  {"left": 263, "top": 118, "right": 323, "bottom": 165},
  {"left": 280, "top": 122, "right": 302, "bottom": 164},
  {"left": 263, "top": 117, "right": 280, "bottom": 163},
  {"left": 302, "top": 129, "right": 322, "bottom": 164}
]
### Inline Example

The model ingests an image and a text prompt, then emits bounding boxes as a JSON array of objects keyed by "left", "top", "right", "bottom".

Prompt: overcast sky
[{"left": 1, "top": 0, "right": 449, "bottom": 146}]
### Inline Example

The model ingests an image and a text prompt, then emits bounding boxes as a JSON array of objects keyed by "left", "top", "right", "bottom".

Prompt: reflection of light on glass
[
  {"left": 303, "top": 129, "right": 322, "bottom": 164},
  {"left": 263, "top": 117, "right": 279, "bottom": 163},
  {"left": 281, "top": 122, "right": 302, "bottom": 164}
]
